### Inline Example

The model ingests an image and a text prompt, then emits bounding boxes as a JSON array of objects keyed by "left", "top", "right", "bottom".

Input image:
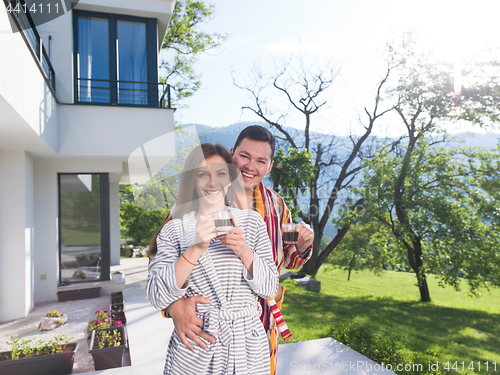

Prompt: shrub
[
  {"left": 120, "top": 246, "right": 133, "bottom": 258},
  {"left": 331, "top": 322, "right": 459, "bottom": 375}
]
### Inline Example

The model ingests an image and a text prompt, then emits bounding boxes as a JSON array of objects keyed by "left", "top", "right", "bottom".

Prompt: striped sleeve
[
  {"left": 146, "top": 221, "right": 188, "bottom": 310},
  {"left": 242, "top": 211, "right": 279, "bottom": 299}
]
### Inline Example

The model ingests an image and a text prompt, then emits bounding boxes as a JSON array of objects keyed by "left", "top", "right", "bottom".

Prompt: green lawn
[
  {"left": 280, "top": 266, "right": 500, "bottom": 374},
  {"left": 61, "top": 228, "right": 100, "bottom": 246}
]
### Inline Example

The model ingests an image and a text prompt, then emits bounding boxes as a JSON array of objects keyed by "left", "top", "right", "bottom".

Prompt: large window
[
  {"left": 74, "top": 11, "right": 158, "bottom": 107},
  {"left": 59, "top": 173, "right": 110, "bottom": 284}
]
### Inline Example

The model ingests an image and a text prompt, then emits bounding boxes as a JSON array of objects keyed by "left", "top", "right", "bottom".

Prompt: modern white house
[{"left": 0, "top": 0, "right": 176, "bottom": 323}]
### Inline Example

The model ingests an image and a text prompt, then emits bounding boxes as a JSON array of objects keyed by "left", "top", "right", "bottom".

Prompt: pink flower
[
  {"left": 94, "top": 321, "right": 99, "bottom": 326},
  {"left": 101, "top": 319, "right": 106, "bottom": 323},
  {"left": 103, "top": 310, "right": 109, "bottom": 314},
  {"left": 95, "top": 310, "right": 100, "bottom": 315},
  {"left": 116, "top": 321, "right": 122, "bottom": 327}
]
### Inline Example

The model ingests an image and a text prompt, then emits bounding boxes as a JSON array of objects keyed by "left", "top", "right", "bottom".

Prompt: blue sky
[{"left": 166, "top": 0, "right": 500, "bottom": 136}]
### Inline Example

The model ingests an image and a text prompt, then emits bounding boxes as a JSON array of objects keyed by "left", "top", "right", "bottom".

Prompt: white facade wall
[
  {"left": 0, "top": 9, "right": 59, "bottom": 156},
  {"left": 0, "top": 0, "right": 176, "bottom": 321},
  {"left": 0, "top": 150, "right": 34, "bottom": 322},
  {"left": 33, "top": 160, "right": 123, "bottom": 303},
  {"left": 59, "top": 105, "right": 174, "bottom": 157}
]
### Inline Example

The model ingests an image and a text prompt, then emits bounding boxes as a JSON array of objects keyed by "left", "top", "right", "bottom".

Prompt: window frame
[
  {"left": 73, "top": 10, "right": 158, "bottom": 107},
  {"left": 58, "top": 173, "right": 110, "bottom": 284}
]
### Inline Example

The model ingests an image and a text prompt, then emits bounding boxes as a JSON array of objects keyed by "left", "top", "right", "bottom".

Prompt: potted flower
[
  {"left": 76, "top": 253, "right": 100, "bottom": 267},
  {"left": 0, "top": 334, "right": 77, "bottom": 375},
  {"left": 89, "top": 324, "right": 127, "bottom": 370},
  {"left": 111, "top": 271, "right": 123, "bottom": 282},
  {"left": 87, "top": 309, "right": 111, "bottom": 339}
]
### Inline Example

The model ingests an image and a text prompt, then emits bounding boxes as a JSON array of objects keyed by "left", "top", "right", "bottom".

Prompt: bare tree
[{"left": 234, "top": 56, "right": 393, "bottom": 275}]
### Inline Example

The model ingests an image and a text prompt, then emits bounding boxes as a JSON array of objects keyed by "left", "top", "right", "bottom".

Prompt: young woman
[{"left": 147, "top": 143, "right": 278, "bottom": 375}]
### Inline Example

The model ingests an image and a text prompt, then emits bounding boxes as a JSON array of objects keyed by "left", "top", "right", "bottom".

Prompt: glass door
[
  {"left": 59, "top": 174, "right": 109, "bottom": 284},
  {"left": 76, "top": 15, "right": 110, "bottom": 103}
]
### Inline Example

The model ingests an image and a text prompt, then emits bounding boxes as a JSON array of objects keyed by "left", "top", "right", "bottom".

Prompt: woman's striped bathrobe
[{"left": 147, "top": 208, "right": 279, "bottom": 375}]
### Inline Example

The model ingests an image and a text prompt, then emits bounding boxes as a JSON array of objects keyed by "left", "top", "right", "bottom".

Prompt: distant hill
[
  {"left": 185, "top": 122, "right": 500, "bottom": 239},
  {"left": 185, "top": 122, "right": 500, "bottom": 151}
]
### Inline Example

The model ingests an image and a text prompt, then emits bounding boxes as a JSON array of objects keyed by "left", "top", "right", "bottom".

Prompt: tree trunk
[
  {"left": 347, "top": 255, "right": 355, "bottom": 281},
  {"left": 415, "top": 270, "right": 431, "bottom": 302},
  {"left": 301, "top": 231, "right": 321, "bottom": 276}
]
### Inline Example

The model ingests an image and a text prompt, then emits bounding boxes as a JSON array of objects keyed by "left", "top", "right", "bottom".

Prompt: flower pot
[
  {"left": 110, "top": 302, "right": 126, "bottom": 323},
  {"left": 111, "top": 292, "right": 123, "bottom": 304},
  {"left": 111, "top": 272, "right": 123, "bottom": 282},
  {"left": 57, "top": 287, "right": 101, "bottom": 302},
  {"left": 0, "top": 343, "right": 77, "bottom": 375},
  {"left": 77, "top": 259, "right": 99, "bottom": 267},
  {"left": 90, "top": 326, "right": 127, "bottom": 370},
  {"left": 110, "top": 302, "right": 124, "bottom": 312},
  {"left": 110, "top": 311, "right": 126, "bottom": 324}
]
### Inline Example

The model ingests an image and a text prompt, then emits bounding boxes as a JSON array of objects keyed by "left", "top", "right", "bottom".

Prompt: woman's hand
[
  {"left": 217, "top": 215, "right": 255, "bottom": 275},
  {"left": 192, "top": 215, "right": 217, "bottom": 252},
  {"left": 216, "top": 215, "right": 250, "bottom": 256}
]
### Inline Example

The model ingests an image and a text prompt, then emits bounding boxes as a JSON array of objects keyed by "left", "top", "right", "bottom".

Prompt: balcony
[
  {"left": 3, "top": 0, "right": 56, "bottom": 94},
  {"left": 76, "top": 79, "right": 172, "bottom": 109}
]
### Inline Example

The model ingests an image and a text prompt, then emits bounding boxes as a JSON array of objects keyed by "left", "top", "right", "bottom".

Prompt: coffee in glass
[
  {"left": 212, "top": 210, "right": 234, "bottom": 235},
  {"left": 282, "top": 223, "right": 300, "bottom": 244}
]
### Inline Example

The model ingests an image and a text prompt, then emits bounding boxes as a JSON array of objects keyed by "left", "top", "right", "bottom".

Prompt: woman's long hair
[{"left": 148, "top": 143, "right": 239, "bottom": 257}]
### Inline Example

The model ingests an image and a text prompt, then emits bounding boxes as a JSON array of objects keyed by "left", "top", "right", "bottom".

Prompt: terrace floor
[{"left": 0, "top": 257, "right": 394, "bottom": 374}]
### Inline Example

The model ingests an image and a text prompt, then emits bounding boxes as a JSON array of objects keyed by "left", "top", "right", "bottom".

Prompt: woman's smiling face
[{"left": 195, "top": 155, "right": 231, "bottom": 211}]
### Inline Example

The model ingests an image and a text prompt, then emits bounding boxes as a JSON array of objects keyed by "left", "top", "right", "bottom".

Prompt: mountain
[
  {"left": 186, "top": 122, "right": 500, "bottom": 151},
  {"left": 186, "top": 122, "right": 500, "bottom": 239}
]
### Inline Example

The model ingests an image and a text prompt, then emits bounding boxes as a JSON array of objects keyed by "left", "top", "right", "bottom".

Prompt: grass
[
  {"left": 62, "top": 228, "right": 100, "bottom": 246},
  {"left": 280, "top": 266, "right": 500, "bottom": 373}
]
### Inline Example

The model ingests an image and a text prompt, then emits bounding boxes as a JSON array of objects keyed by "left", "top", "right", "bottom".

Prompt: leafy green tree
[
  {"left": 360, "top": 141, "right": 500, "bottom": 300},
  {"left": 352, "top": 34, "right": 500, "bottom": 302},
  {"left": 120, "top": 184, "right": 169, "bottom": 246},
  {"left": 328, "top": 221, "right": 390, "bottom": 281},
  {"left": 270, "top": 148, "right": 315, "bottom": 219},
  {"left": 161, "top": 0, "right": 226, "bottom": 102}
]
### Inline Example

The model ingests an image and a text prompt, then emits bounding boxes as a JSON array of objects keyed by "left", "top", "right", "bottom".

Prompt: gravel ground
[{"left": 0, "top": 294, "right": 113, "bottom": 373}]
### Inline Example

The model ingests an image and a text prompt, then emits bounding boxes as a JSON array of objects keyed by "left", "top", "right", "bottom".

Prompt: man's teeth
[{"left": 242, "top": 172, "right": 255, "bottom": 178}]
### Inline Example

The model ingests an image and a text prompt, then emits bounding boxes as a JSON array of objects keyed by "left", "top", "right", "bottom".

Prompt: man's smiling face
[{"left": 230, "top": 138, "right": 274, "bottom": 191}]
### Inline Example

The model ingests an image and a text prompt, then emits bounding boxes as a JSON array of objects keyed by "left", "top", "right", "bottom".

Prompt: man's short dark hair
[{"left": 233, "top": 125, "right": 276, "bottom": 160}]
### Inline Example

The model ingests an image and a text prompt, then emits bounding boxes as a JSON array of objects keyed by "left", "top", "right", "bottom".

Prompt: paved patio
[
  {"left": 0, "top": 258, "right": 394, "bottom": 374},
  {"left": 85, "top": 258, "right": 395, "bottom": 375}
]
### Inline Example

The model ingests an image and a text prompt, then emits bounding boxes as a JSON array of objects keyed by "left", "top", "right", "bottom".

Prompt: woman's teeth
[{"left": 205, "top": 190, "right": 220, "bottom": 196}]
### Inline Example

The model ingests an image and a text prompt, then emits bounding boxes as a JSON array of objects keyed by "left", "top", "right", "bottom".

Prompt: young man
[{"left": 165, "top": 126, "right": 314, "bottom": 374}]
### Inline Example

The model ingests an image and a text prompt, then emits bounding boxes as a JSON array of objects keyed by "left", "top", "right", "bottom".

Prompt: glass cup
[
  {"left": 283, "top": 223, "right": 300, "bottom": 244},
  {"left": 212, "top": 210, "right": 234, "bottom": 235}
]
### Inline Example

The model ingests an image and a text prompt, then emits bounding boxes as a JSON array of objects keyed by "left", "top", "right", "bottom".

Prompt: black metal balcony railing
[
  {"left": 76, "top": 78, "right": 172, "bottom": 109},
  {"left": 4, "top": 0, "right": 56, "bottom": 93}
]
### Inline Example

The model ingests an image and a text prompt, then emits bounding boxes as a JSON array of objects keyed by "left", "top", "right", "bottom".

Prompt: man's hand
[
  {"left": 296, "top": 222, "right": 314, "bottom": 253},
  {"left": 168, "top": 296, "right": 216, "bottom": 350}
]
